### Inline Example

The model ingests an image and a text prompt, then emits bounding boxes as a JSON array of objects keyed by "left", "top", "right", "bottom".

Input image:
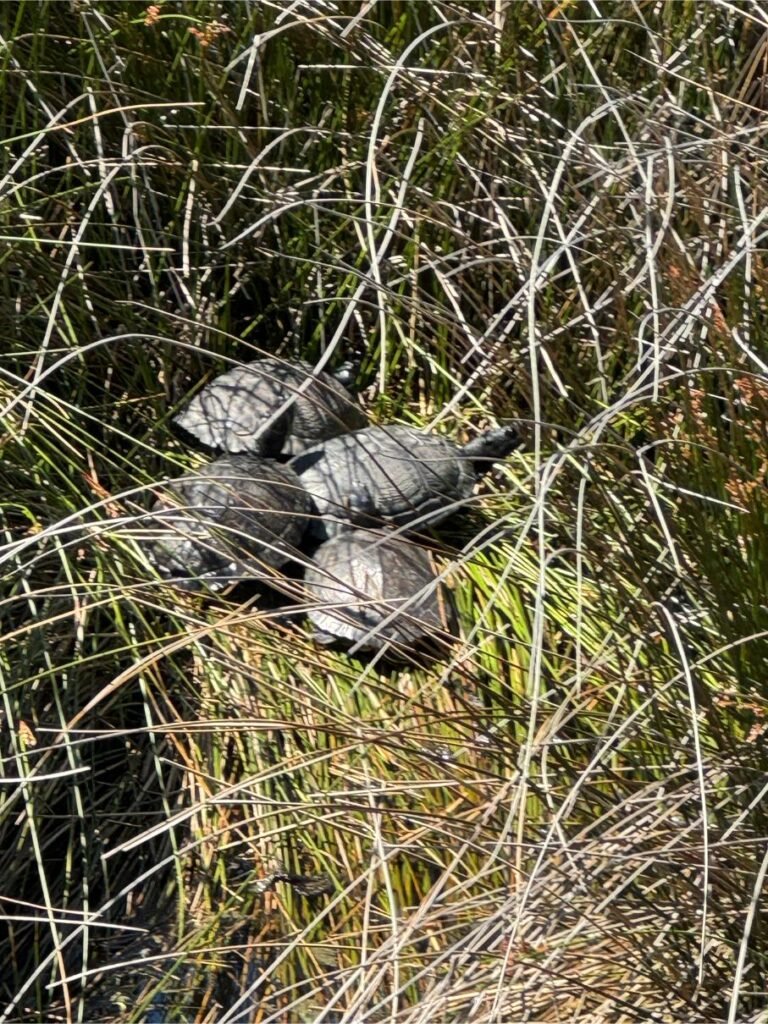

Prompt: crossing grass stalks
[{"left": 2, "top": 1, "right": 768, "bottom": 1021}]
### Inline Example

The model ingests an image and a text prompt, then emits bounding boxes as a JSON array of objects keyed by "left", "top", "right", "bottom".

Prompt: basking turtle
[
  {"left": 148, "top": 454, "right": 311, "bottom": 590},
  {"left": 291, "top": 423, "right": 520, "bottom": 541},
  {"left": 173, "top": 357, "right": 366, "bottom": 457},
  {"left": 304, "top": 529, "right": 454, "bottom": 651}
]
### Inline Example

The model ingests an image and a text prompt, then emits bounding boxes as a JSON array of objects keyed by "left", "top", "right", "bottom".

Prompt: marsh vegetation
[{"left": 2, "top": 2, "right": 768, "bottom": 1021}]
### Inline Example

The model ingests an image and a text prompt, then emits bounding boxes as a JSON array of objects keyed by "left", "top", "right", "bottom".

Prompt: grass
[{"left": 2, "top": 1, "right": 768, "bottom": 1021}]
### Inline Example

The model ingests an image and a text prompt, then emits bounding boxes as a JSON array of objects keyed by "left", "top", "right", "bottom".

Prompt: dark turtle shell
[
  {"left": 304, "top": 529, "right": 454, "bottom": 650},
  {"left": 173, "top": 357, "right": 366, "bottom": 457},
  {"left": 148, "top": 454, "right": 311, "bottom": 589},
  {"left": 291, "top": 423, "right": 520, "bottom": 541}
]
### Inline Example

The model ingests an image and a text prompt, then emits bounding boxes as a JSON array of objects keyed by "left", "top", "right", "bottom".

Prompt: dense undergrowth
[{"left": 2, "top": 2, "right": 768, "bottom": 1021}]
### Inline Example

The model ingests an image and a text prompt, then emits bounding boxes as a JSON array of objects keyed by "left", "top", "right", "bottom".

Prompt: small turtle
[
  {"left": 291, "top": 423, "right": 520, "bottom": 541},
  {"left": 304, "top": 529, "right": 454, "bottom": 651},
  {"left": 173, "top": 357, "right": 366, "bottom": 457},
  {"left": 148, "top": 454, "right": 311, "bottom": 589}
]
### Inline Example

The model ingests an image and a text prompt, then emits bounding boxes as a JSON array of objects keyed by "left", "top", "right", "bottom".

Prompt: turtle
[
  {"left": 148, "top": 454, "right": 311, "bottom": 590},
  {"left": 303, "top": 529, "right": 455, "bottom": 651},
  {"left": 173, "top": 357, "right": 366, "bottom": 457},
  {"left": 290, "top": 423, "right": 520, "bottom": 541}
]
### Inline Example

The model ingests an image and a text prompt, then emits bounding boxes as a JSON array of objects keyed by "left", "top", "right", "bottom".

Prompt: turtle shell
[
  {"left": 290, "top": 425, "right": 477, "bottom": 540},
  {"left": 148, "top": 454, "right": 311, "bottom": 589},
  {"left": 173, "top": 358, "right": 366, "bottom": 457},
  {"left": 304, "top": 529, "right": 453, "bottom": 650}
]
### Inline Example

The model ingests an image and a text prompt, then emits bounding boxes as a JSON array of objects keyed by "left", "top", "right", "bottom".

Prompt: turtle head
[
  {"left": 461, "top": 425, "right": 521, "bottom": 476},
  {"left": 332, "top": 360, "right": 360, "bottom": 391}
]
